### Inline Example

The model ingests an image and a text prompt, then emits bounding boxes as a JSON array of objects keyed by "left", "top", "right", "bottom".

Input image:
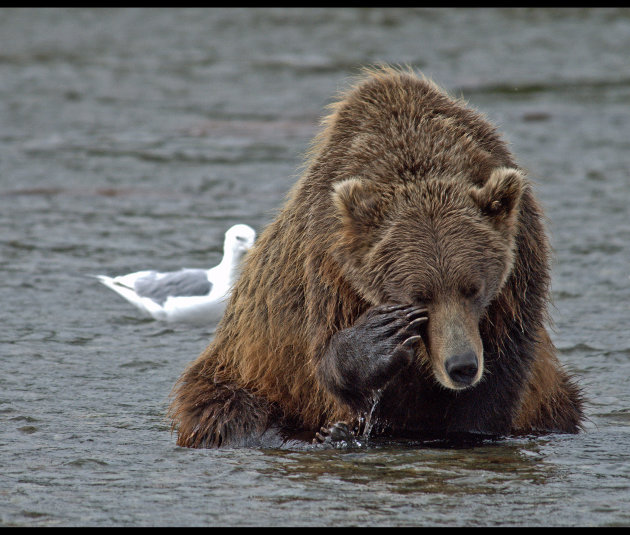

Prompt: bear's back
[{"left": 301, "top": 67, "right": 517, "bottom": 198}]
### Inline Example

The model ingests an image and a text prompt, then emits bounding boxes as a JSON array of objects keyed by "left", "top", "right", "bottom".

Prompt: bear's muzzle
[{"left": 425, "top": 299, "right": 484, "bottom": 390}]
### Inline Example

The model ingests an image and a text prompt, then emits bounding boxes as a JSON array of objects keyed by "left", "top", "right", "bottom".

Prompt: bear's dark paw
[
  {"left": 358, "top": 304, "right": 428, "bottom": 369},
  {"left": 349, "top": 304, "right": 428, "bottom": 388},
  {"left": 313, "top": 421, "right": 359, "bottom": 447},
  {"left": 362, "top": 303, "right": 428, "bottom": 344},
  {"left": 319, "top": 304, "right": 429, "bottom": 414}
]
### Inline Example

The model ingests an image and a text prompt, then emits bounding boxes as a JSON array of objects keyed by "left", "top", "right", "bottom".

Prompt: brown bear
[{"left": 168, "top": 66, "right": 584, "bottom": 448}]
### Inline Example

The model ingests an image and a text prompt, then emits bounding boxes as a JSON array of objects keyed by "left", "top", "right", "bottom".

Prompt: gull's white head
[{"left": 224, "top": 224, "right": 256, "bottom": 258}]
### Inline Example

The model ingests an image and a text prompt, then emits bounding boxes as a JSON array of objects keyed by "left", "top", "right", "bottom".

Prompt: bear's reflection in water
[{"left": 260, "top": 437, "right": 557, "bottom": 501}]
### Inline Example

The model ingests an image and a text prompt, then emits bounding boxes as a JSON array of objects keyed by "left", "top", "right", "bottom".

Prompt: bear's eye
[
  {"left": 460, "top": 282, "right": 483, "bottom": 299},
  {"left": 415, "top": 293, "right": 432, "bottom": 306}
]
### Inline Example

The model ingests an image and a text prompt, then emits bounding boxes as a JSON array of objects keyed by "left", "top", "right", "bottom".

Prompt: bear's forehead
[
  {"left": 373, "top": 200, "right": 509, "bottom": 276},
  {"left": 380, "top": 213, "right": 503, "bottom": 259},
  {"left": 375, "top": 221, "right": 509, "bottom": 302},
  {"left": 397, "top": 177, "right": 472, "bottom": 204},
  {"left": 385, "top": 183, "right": 478, "bottom": 226}
]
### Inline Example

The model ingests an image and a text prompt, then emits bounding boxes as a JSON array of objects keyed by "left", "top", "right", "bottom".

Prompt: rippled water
[{"left": 1, "top": 8, "right": 629, "bottom": 526}]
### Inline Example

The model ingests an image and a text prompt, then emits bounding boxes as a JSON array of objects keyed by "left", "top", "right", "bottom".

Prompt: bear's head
[{"left": 330, "top": 167, "right": 525, "bottom": 391}]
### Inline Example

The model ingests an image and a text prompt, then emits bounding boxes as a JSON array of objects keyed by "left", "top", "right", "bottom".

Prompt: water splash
[{"left": 360, "top": 388, "right": 383, "bottom": 441}]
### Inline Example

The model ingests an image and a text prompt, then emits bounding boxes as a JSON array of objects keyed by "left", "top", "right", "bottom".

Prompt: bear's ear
[
  {"left": 470, "top": 167, "right": 525, "bottom": 231},
  {"left": 331, "top": 178, "right": 388, "bottom": 235}
]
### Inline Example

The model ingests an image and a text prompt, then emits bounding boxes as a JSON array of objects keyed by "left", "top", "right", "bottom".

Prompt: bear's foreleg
[
  {"left": 170, "top": 378, "right": 273, "bottom": 448},
  {"left": 317, "top": 304, "right": 428, "bottom": 412}
]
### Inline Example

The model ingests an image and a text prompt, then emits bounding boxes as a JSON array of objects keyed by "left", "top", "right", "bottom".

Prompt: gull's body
[{"left": 95, "top": 224, "right": 256, "bottom": 324}]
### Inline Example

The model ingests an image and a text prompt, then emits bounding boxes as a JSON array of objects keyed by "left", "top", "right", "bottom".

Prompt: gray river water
[{"left": 1, "top": 8, "right": 629, "bottom": 526}]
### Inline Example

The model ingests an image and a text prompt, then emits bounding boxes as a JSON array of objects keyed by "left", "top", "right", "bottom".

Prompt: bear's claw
[{"left": 313, "top": 421, "right": 356, "bottom": 446}]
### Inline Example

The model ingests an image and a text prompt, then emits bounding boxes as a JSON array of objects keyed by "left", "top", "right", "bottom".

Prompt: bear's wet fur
[{"left": 169, "top": 66, "right": 583, "bottom": 448}]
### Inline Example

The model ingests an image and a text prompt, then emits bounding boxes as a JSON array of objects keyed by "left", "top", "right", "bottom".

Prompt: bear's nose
[{"left": 445, "top": 351, "right": 478, "bottom": 386}]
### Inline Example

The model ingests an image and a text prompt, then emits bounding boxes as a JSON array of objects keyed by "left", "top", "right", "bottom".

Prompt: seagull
[{"left": 95, "top": 224, "right": 256, "bottom": 324}]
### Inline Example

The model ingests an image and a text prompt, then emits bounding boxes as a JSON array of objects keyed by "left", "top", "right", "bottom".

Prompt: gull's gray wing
[{"left": 134, "top": 269, "right": 212, "bottom": 305}]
